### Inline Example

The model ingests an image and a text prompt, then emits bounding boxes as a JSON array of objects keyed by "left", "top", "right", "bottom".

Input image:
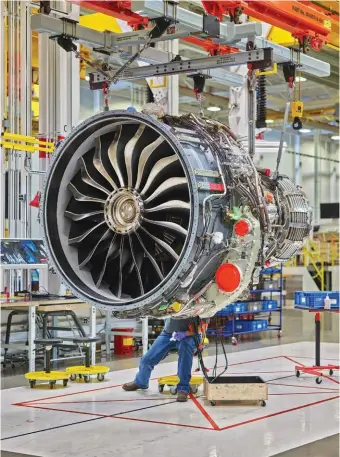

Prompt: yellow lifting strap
[{"left": 0, "top": 132, "right": 55, "bottom": 153}]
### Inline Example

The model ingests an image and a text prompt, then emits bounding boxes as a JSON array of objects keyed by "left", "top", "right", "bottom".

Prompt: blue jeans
[{"left": 134, "top": 331, "right": 196, "bottom": 394}]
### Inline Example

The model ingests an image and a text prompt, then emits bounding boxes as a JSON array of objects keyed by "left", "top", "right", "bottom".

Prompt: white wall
[
  {"left": 257, "top": 131, "right": 340, "bottom": 225},
  {"left": 79, "top": 81, "right": 145, "bottom": 120}
]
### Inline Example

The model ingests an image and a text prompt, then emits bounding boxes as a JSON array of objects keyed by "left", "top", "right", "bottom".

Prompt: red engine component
[
  {"left": 215, "top": 263, "right": 242, "bottom": 293},
  {"left": 234, "top": 219, "right": 252, "bottom": 237}
]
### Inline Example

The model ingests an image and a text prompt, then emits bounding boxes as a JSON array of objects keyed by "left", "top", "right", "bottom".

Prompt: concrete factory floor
[{"left": 1, "top": 309, "right": 339, "bottom": 457}]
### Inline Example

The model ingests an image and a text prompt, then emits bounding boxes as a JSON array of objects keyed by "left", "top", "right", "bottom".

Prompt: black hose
[{"left": 256, "top": 74, "right": 267, "bottom": 129}]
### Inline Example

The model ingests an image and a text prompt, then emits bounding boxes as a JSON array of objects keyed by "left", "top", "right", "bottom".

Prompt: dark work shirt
[{"left": 164, "top": 318, "right": 192, "bottom": 334}]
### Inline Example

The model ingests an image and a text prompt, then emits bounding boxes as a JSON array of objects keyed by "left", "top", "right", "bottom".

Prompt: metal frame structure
[
  {"left": 30, "top": 10, "right": 330, "bottom": 78},
  {"left": 1, "top": 301, "right": 97, "bottom": 372},
  {"left": 88, "top": 48, "right": 272, "bottom": 82},
  {"left": 31, "top": 11, "right": 261, "bottom": 47}
]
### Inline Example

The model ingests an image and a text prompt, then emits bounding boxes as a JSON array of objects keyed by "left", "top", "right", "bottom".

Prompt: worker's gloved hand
[{"left": 173, "top": 331, "right": 188, "bottom": 341}]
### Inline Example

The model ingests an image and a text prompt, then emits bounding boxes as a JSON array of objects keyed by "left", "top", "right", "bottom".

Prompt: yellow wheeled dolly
[
  {"left": 66, "top": 337, "right": 110, "bottom": 383},
  {"left": 158, "top": 375, "right": 203, "bottom": 395},
  {"left": 25, "top": 338, "right": 69, "bottom": 389}
]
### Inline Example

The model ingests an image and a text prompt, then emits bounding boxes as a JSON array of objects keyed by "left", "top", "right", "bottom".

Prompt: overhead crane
[
  {"left": 31, "top": 0, "right": 331, "bottom": 78},
  {"left": 201, "top": 0, "right": 332, "bottom": 51},
  {"left": 31, "top": 0, "right": 332, "bottom": 135},
  {"left": 68, "top": 0, "right": 333, "bottom": 53}
]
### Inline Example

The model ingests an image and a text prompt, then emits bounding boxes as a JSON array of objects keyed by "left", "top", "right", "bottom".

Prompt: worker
[{"left": 123, "top": 317, "right": 206, "bottom": 402}]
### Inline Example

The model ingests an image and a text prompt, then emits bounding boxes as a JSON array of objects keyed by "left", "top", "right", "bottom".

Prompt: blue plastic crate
[
  {"left": 233, "top": 302, "right": 248, "bottom": 313},
  {"left": 234, "top": 320, "right": 268, "bottom": 332},
  {"left": 260, "top": 267, "right": 281, "bottom": 275},
  {"left": 215, "top": 308, "right": 232, "bottom": 317},
  {"left": 262, "top": 300, "right": 278, "bottom": 311},
  {"left": 206, "top": 326, "right": 232, "bottom": 337},
  {"left": 225, "top": 320, "right": 233, "bottom": 331},
  {"left": 215, "top": 302, "right": 247, "bottom": 316},
  {"left": 247, "top": 302, "right": 263, "bottom": 312},
  {"left": 294, "top": 291, "right": 340, "bottom": 309}
]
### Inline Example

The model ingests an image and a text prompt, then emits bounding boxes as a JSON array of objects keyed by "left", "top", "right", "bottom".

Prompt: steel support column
[
  {"left": 314, "top": 130, "right": 320, "bottom": 224},
  {"left": 329, "top": 141, "right": 337, "bottom": 203},
  {"left": 55, "top": 2, "right": 80, "bottom": 136},
  {"left": 89, "top": 306, "right": 97, "bottom": 365},
  {"left": 0, "top": 0, "right": 6, "bottom": 243},
  {"left": 294, "top": 134, "right": 301, "bottom": 185},
  {"left": 7, "top": 0, "right": 21, "bottom": 237},
  {"left": 105, "top": 311, "right": 111, "bottom": 358},
  {"left": 34, "top": 32, "right": 56, "bottom": 238},
  {"left": 165, "top": 39, "right": 179, "bottom": 116},
  {"left": 142, "top": 317, "right": 149, "bottom": 355},
  {"left": 28, "top": 304, "right": 36, "bottom": 372},
  {"left": 20, "top": 0, "right": 32, "bottom": 240}
]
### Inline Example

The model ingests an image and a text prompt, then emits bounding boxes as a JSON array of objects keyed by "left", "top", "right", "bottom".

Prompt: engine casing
[{"left": 42, "top": 110, "right": 312, "bottom": 318}]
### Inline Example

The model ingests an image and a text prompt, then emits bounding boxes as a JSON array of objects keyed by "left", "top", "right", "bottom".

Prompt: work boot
[
  {"left": 177, "top": 391, "right": 188, "bottom": 402},
  {"left": 122, "top": 381, "right": 144, "bottom": 391}
]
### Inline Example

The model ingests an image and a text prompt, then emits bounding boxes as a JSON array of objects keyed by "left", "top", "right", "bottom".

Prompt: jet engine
[{"left": 42, "top": 109, "right": 312, "bottom": 318}]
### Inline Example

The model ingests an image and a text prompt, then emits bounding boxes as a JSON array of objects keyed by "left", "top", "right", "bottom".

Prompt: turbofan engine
[{"left": 42, "top": 110, "right": 311, "bottom": 318}]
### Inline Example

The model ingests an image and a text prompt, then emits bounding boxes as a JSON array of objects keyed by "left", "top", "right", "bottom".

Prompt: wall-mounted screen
[
  {"left": 0, "top": 239, "right": 48, "bottom": 265},
  {"left": 320, "top": 203, "right": 339, "bottom": 219}
]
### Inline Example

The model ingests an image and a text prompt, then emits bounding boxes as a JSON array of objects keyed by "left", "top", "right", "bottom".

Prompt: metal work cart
[
  {"left": 294, "top": 291, "right": 339, "bottom": 384},
  {"left": 207, "top": 267, "right": 283, "bottom": 345}
]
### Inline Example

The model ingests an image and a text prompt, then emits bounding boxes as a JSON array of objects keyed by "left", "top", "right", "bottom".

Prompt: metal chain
[
  {"left": 108, "top": 37, "right": 152, "bottom": 84},
  {"left": 286, "top": 149, "right": 339, "bottom": 163}
]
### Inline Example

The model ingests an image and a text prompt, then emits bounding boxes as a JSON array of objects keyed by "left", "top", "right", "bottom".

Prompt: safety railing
[
  {"left": 302, "top": 239, "right": 325, "bottom": 291},
  {"left": 314, "top": 232, "right": 340, "bottom": 267},
  {"left": 285, "top": 233, "right": 340, "bottom": 291}
]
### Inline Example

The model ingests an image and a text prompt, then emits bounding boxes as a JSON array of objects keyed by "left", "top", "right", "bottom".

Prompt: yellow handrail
[
  {"left": 285, "top": 238, "right": 326, "bottom": 290},
  {"left": 303, "top": 239, "right": 325, "bottom": 291}
]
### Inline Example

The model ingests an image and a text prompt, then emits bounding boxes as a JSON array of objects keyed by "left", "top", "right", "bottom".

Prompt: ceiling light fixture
[
  {"left": 295, "top": 76, "right": 307, "bottom": 82},
  {"left": 207, "top": 106, "right": 221, "bottom": 112},
  {"left": 265, "top": 119, "right": 274, "bottom": 124},
  {"left": 299, "top": 129, "right": 311, "bottom": 133},
  {"left": 331, "top": 135, "right": 340, "bottom": 140}
]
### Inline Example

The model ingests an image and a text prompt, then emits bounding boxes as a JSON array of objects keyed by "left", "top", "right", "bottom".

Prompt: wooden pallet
[{"left": 204, "top": 375, "right": 268, "bottom": 406}]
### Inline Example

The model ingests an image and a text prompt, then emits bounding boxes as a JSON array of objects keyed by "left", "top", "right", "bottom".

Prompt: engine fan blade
[
  {"left": 68, "top": 182, "right": 106, "bottom": 204},
  {"left": 108, "top": 125, "right": 125, "bottom": 188},
  {"left": 134, "top": 136, "right": 165, "bottom": 191},
  {"left": 65, "top": 210, "right": 104, "bottom": 221},
  {"left": 69, "top": 220, "right": 106, "bottom": 244},
  {"left": 92, "top": 234, "right": 119, "bottom": 288},
  {"left": 145, "top": 200, "right": 190, "bottom": 213},
  {"left": 134, "top": 231, "right": 164, "bottom": 280},
  {"left": 128, "top": 235, "right": 144, "bottom": 295},
  {"left": 143, "top": 177, "right": 187, "bottom": 203},
  {"left": 79, "top": 157, "right": 111, "bottom": 195},
  {"left": 143, "top": 218, "right": 188, "bottom": 237},
  {"left": 125, "top": 124, "right": 146, "bottom": 188},
  {"left": 140, "top": 227, "right": 179, "bottom": 261},
  {"left": 78, "top": 229, "right": 112, "bottom": 269},
  {"left": 140, "top": 155, "right": 178, "bottom": 196},
  {"left": 64, "top": 198, "right": 104, "bottom": 222},
  {"left": 93, "top": 136, "right": 118, "bottom": 190}
]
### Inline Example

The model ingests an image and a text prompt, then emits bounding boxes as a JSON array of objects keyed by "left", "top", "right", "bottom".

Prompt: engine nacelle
[{"left": 42, "top": 110, "right": 311, "bottom": 318}]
